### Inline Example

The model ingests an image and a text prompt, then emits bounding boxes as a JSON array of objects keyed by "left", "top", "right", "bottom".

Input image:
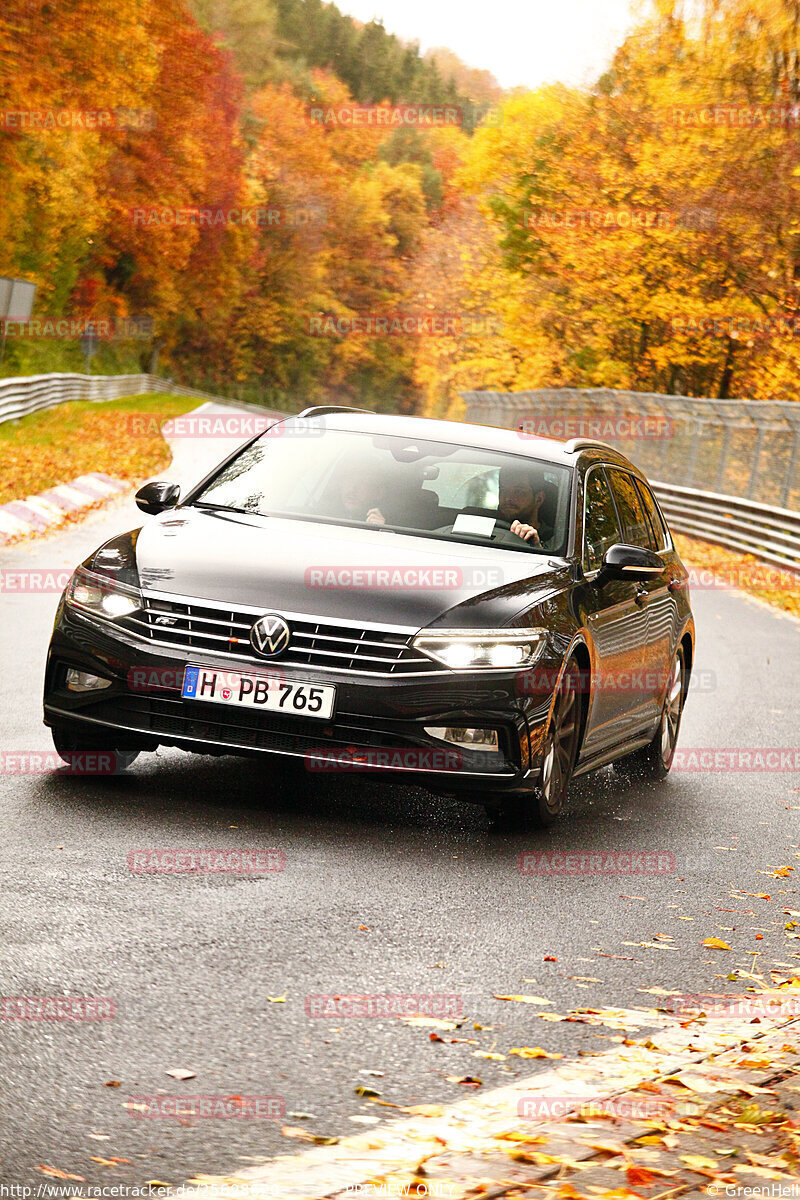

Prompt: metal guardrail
[
  {"left": 462, "top": 388, "right": 800, "bottom": 511},
  {"left": 651, "top": 482, "right": 800, "bottom": 573},
  {"left": 463, "top": 389, "right": 800, "bottom": 575},
  {"left": 0, "top": 373, "right": 236, "bottom": 426}
]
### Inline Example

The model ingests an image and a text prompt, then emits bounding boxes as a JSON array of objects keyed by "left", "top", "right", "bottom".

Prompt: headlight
[
  {"left": 66, "top": 566, "right": 142, "bottom": 621},
  {"left": 412, "top": 628, "right": 547, "bottom": 671}
]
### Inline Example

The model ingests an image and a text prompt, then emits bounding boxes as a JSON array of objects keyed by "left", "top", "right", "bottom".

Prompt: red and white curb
[{"left": 0, "top": 472, "right": 128, "bottom": 544}]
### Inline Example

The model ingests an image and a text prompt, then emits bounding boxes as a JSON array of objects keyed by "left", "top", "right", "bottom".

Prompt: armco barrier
[
  {"left": 0, "top": 373, "right": 236, "bottom": 426},
  {"left": 462, "top": 388, "right": 800, "bottom": 574}
]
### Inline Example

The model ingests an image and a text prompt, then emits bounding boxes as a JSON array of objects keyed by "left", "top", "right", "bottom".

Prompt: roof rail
[
  {"left": 297, "top": 405, "right": 376, "bottom": 418},
  {"left": 563, "top": 437, "right": 621, "bottom": 455}
]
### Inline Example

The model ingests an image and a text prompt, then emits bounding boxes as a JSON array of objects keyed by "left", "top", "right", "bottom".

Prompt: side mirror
[
  {"left": 596, "top": 543, "right": 664, "bottom": 584},
  {"left": 135, "top": 481, "right": 181, "bottom": 515}
]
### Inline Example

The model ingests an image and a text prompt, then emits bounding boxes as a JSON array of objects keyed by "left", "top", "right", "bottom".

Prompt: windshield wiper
[{"left": 190, "top": 501, "right": 257, "bottom": 516}]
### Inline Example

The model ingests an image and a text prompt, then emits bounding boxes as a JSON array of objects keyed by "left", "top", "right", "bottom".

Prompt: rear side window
[
  {"left": 634, "top": 478, "right": 670, "bottom": 550},
  {"left": 583, "top": 467, "right": 622, "bottom": 572},
  {"left": 607, "top": 469, "right": 653, "bottom": 549}
]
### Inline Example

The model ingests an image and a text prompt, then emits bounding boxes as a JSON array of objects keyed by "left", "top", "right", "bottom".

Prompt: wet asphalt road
[{"left": 1, "top": 490, "right": 799, "bottom": 1189}]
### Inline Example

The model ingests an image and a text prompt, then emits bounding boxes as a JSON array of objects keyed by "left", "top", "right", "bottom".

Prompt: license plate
[{"left": 181, "top": 665, "right": 335, "bottom": 720}]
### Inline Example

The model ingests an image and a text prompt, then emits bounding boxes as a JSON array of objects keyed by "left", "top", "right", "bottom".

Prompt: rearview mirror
[
  {"left": 596, "top": 543, "right": 664, "bottom": 584},
  {"left": 135, "top": 481, "right": 181, "bottom": 515}
]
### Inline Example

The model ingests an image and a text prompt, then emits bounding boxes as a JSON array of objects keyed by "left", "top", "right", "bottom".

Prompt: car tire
[
  {"left": 485, "top": 657, "right": 582, "bottom": 828},
  {"left": 613, "top": 645, "right": 686, "bottom": 782},
  {"left": 50, "top": 722, "right": 140, "bottom": 772}
]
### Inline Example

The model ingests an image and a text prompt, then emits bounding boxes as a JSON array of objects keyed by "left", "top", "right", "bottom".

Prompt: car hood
[{"left": 133, "top": 507, "right": 568, "bottom": 630}]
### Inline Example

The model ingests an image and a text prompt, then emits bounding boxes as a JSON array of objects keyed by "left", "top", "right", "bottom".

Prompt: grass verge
[
  {"left": 674, "top": 532, "right": 800, "bottom": 620},
  {"left": 0, "top": 393, "right": 201, "bottom": 504}
]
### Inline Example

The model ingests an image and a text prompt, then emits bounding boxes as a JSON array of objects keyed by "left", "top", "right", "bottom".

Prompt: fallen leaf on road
[
  {"left": 38, "top": 1167, "right": 86, "bottom": 1181},
  {"left": 266, "top": 995, "right": 286, "bottom": 1002},
  {"left": 104, "top": 1080, "right": 121, "bottom": 1088},
  {"left": 494, "top": 994, "right": 552, "bottom": 1004},
  {"left": 702, "top": 938, "right": 732, "bottom": 949},
  {"left": 445, "top": 1075, "right": 482, "bottom": 1086},
  {"left": 355, "top": 1086, "right": 380, "bottom": 1097},
  {"left": 495, "top": 1131, "right": 550, "bottom": 1144},
  {"left": 544, "top": 955, "right": 558, "bottom": 961},
  {"left": 90, "top": 1157, "right": 131, "bottom": 1166},
  {"left": 733, "top": 1165, "right": 795, "bottom": 1181},
  {"left": 281, "top": 1125, "right": 339, "bottom": 1144},
  {"left": 474, "top": 1050, "right": 506, "bottom": 1060},
  {"left": 165, "top": 1068, "right": 196, "bottom": 1080},
  {"left": 680, "top": 1154, "right": 719, "bottom": 1171},
  {"left": 626, "top": 1167, "right": 657, "bottom": 1185},
  {"left": 509, "top": 1046, "right": 563, "bottom": 1059},
  {"left": 400, "top": 1016, "right": 459, "bottom": 1029}
]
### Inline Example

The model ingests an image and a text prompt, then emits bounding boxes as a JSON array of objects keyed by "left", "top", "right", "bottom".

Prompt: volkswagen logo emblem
[{"left": 250, "top": 613, "right": 291, "bottom": 658}]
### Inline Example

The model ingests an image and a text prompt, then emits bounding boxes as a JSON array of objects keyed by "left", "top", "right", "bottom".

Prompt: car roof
[{"left": 283, "top": 409, "right": 641, "bottom": 471}]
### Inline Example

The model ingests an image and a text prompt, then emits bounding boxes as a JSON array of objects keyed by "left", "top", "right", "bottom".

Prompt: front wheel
[
  {"left": 484, "top": 658, "right": 582, "bottom": 828},
  {"left": 613, "top": 646, "right": 686, "bottom": 782},
  {"left": 50, "top": 721, "right": 140, "bottom": 773}
]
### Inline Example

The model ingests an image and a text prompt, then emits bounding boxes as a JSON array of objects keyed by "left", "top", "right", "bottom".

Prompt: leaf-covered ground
[
  {"left": 0, "top": 394, "right": 200, "bottom": 504},
  {"left": 674, "top": 534, "right": 800, "bottom": 622}
]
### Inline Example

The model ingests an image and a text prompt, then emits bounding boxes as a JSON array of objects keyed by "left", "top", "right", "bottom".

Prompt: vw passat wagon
[{"left": 43, "top": 406, "right": 694, "bottom": 824}]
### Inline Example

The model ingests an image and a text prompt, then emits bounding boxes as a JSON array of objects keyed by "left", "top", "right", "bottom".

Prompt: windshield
[{"left": 191, "top": 427, "right": 572, "bottom": 555}]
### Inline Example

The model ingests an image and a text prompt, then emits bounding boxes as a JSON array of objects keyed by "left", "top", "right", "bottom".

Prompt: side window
[
  {"left": 634, "top": 478, "right": 670, "bottom": 551},
  {"left": 583, "top": 467, "right": 623, "bottom": 572},
  {"left": 607, "top": 469, "right": 653, "bottom": 549}
]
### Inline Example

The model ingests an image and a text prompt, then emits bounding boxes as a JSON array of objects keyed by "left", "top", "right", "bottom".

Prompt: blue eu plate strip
[{"left": 182, "top": 665, "right": 200, "bottom": 698}]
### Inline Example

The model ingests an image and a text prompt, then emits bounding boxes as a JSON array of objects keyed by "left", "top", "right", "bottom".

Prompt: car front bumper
[{"left": 43, "top": 601, "right": 560, "bottom": 798}]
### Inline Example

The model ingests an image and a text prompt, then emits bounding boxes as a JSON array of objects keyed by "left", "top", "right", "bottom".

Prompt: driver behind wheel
[{"left": 497, "top": 465, "right": 549, "bottom": 544}]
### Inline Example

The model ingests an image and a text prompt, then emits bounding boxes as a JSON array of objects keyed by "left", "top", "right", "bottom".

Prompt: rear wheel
[
  {"left": 485, "top": 657, "right": 582, "bottom": 828},
  {"left": 613, "top": 646, "right": 686, "bottom": 782},
  {"left": 50, "top": 721, "right": 140, "bottom": 773}
]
